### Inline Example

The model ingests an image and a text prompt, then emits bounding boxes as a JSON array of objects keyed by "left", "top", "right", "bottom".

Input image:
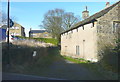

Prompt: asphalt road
[{"left": 2, "top": 73, "right": 66, "bottom": 80}]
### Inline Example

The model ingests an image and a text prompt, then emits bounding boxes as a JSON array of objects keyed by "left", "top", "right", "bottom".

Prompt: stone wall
[{"left": 96, "top": 3, "right": 119, "bottom": 59}]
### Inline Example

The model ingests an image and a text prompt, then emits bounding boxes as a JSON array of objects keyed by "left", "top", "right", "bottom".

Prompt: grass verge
[{"left": 63, "top": 56, "right": 90, "bottom": 64}]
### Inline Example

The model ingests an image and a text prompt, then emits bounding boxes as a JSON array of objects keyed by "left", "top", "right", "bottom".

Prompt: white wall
[{"left": 61, "top": 22, "right": 98, "bottom": 62}]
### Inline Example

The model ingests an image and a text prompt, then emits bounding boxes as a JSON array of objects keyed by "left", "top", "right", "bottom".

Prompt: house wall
[
  {"left": 97, "top": 3, "right": 119, "bottom": 33},
  {"left": 9, "top": 23, "right": 25, "bottom": 37},
  {"left": 30, "top": 32, "right": 52, "bottom": 38},
  {"left": 61, "top": 2, "right": 119, "bottom": 62},
  {"left": 61, "top": 22, "right": 98, "bottom": 62},
  {"left": 96, "top": 3, "right": 119, "bottom": 58},
  {"left": 9, "top": 28, "right": 21, "bottom": 36},
  {"left": 9, "top": 26, "right": 25, "bottom": 37},
  {"left": 21, "top": 27, "right": 25, "bottom": 36}
]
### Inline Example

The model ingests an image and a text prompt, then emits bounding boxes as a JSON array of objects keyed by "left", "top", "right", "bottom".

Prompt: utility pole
[{"left": 7, "top": 0, "right": 10, "bottom": 65}]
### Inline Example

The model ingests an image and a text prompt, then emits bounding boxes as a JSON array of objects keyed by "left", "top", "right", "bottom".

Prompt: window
[
  {"left": 69, "top": 33, "right": 72, "bottom": 39},
  {"left": 76, "top": 28, "right": 78, "bottom": 32},
  {"left": 44, "top": 34, "right": 48, "bottom": 37},
  {"left": 76, "top": 45, "right": 80, "bottom": 55},
  {"left": 113, "top": 21, "right": 120, "bottom": 33},
  {"left": 66, "top": 33, "right": 68, "bottom": 39},
  {"left": 82, "top": 26, "right": 84, "bottom": 30},
  {"left": 92, "top": 22, "right": 94, "bottom": 27},
  {"left": 32, "top": 34, "right": 37, "bottom": 36},
  {"left": 15, "top": 27, "right": 19, "bottom": 29},
  {"left": 65, "top": 46, "right": 67, "bottom": 52},
  {"left": 15, "top": 33, "right": 19, "bottom": 36},
  {"left": 10, "top": 27, "right": 15, "bottom": 29}
]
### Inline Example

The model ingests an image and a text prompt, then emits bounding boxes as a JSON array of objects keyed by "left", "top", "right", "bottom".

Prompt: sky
[{"left": 1, "top": 1, "right": 117, "bottom": 37}]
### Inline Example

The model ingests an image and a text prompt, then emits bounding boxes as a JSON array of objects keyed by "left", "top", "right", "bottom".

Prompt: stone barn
[{"left": 60, "top": 1, "right": 120, "bottom": 62}]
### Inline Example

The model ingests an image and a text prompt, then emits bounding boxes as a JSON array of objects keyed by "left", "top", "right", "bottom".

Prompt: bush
[{"left": 98, "top": 38, "right": 119, "bottom": 73}]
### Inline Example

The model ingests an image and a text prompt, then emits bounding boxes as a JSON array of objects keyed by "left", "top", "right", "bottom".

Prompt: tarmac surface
[{"left": 2, "top": 72, "right": 66, "bottom": 80}]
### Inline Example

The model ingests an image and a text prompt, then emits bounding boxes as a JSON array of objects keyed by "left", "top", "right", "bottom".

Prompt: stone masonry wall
[{"left": 96, "top": 3, "right": 119, "bottom": 60}]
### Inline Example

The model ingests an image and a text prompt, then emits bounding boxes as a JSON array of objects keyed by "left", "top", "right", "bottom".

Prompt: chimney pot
[
  {"left": 82, "top": 6, "right": 89, "bottom": 20},
  {"left": 106, "top": 2, "right": 110, "bottom": 8}
]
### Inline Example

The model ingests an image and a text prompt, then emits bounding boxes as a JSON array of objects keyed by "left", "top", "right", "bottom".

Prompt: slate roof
[
  {"left": 61, "top": 1, "right": 120, "bottom": 35},
  {"left": 13, "top": 22, "right": 25, "bottom": 29},
  {"left": 0, "top": 22, "right": 25, "bottom": 29},
  {"left": 29, "top": 30, "right": 48, "bottom": 33}
]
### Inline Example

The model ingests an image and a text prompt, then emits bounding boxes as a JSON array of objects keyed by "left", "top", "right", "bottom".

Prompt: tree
[
  {"left": 63, "top": 12, "right": 80, "bottom": 30},
  {"left": 0, "top": 11, "right": 18, "bottom": 26},
  {"left": 40, "top": 8, "right": 80, "bottom": 40},
  {"left": 0, "top": 12, "right": 7, "bottom": 25}
]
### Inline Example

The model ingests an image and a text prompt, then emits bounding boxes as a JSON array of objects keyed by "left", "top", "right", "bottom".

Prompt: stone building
[
  {"left": 60, "top": 1, "right": 120, "bottom": 62},
  {"left": 29, "top": 29, "right": 52, "bottom": 38},
  {"left": 9, "top": 22, "right": 25, "bottom": 37}
]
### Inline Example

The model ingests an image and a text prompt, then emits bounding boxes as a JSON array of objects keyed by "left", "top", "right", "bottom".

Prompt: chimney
[
  {"left": 105, "top": 2, "right": 110, "bottom": 8},
  {"left": 30, "top": 28, "right": 32, "bottom": 31},
  {"left": 82, "top": 6, "right": 89, "bottom": 20}
]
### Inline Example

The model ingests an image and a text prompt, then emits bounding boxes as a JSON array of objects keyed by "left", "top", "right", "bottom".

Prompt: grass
[{"left": 63, "top": 56, "right": 90, "bottom": 64}]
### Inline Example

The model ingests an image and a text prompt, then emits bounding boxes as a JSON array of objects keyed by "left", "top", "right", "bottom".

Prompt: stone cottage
[
  {"left": 29, "top": 28, "right": 52, "bottom": 38},
  {"left": 60, "top": 1, "right": 120, "bottom": 62},
  {"left": 9, "top": 22, "right": 25, "bottom": 37}
]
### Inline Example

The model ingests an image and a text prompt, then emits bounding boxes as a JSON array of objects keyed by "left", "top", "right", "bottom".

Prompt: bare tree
[
  {"left": 40, "top": 8, "right": 80, "bottom": 40},
  {"left": 63, "top": 12, "right": 80, "bottom": 30},
  {"left": 41, "top": 9, "right": 64, "bottom": 39},
  {"left": 0, "top": 12, "right": 7, "bottom": 25},
  {"left": 0, "top": 11, "right": 18, "bottom": 26}
]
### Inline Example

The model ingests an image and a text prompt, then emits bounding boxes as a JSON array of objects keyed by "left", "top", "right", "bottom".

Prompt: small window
[
  {"left": 76, "top": 28, "right": 78, "bottom": 32},
  {"left": 65, "top": 46, "right": 67, "bottom": 52},
  {"left": 44, "top": 34, "right": 48, "bottom": 37},
  {"left": 15, "top": 33, "right": 19, "bottom": 36},
  {"left": 10, "top": 27, "right": 13, "bottom": 29},
  {"left": 113, "top": 22, "right": 120, "bottom": 33},
  {"left": 82, "top": 26, "right": 84, "bottom": 30},
  {"left": 66, "top": 34, "right": 67, "bottom": 39},
  {"left": 92, "top": 22, "right": 94, "bottom": 27},
  {"left": 69, "top": 33, "right": 72, "bottom": 39},
  {"left": 15, "top": 27, "right": 19, "bottom": 29},
  {"left": 76, "top": 45, "right": 80, "bottom": 55},
  {"left": 32, "top": 34, "right": 37, "bottom": 36}
]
